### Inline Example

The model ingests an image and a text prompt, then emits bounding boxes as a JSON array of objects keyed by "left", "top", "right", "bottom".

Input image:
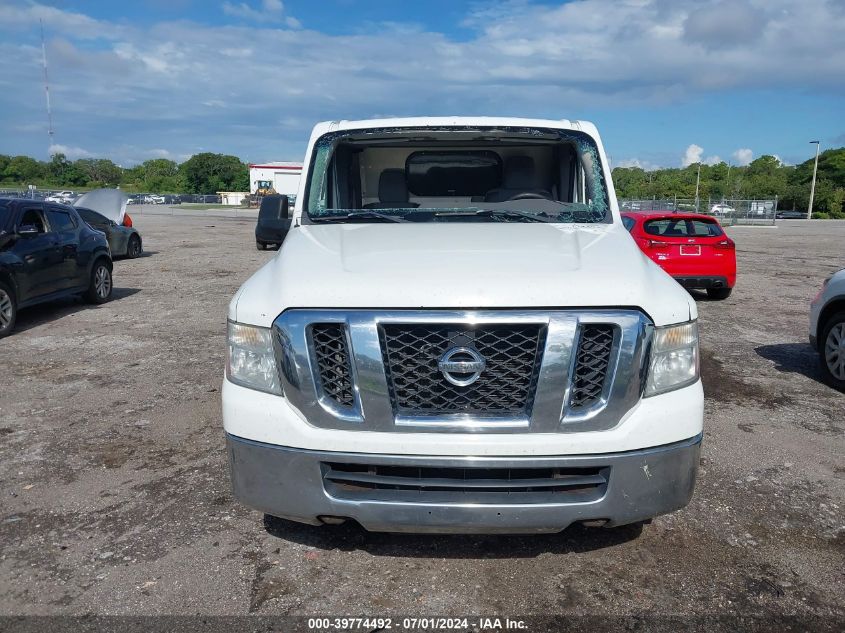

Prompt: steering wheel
[{"left": 507, "top": 192, "right": 551, "bottom": 201}]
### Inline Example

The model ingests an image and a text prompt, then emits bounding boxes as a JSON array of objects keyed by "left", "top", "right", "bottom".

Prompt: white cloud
[
  {"left": 682, "top": 144, "right": 704, "bottom": 167},
  {"left": 2, "top": 0, "right": 844, "bottom": 160},
  {"left": 49, "top": 144, "right": 92, "bottom": 159},
  {"left": 616, "top": 158, "right": 661, "bottom": 171},
  {"left": 0, "top": 3, "right": 122, "bottom": 40},
  {"left": 221, "top": 2, "right": 263, "bottom": 21},
  {"left": 222, "top": 0, "right": 294, "bottom": 23},
  {"left": 733, "top": 148, "right": 754, "bottom": 166},
  {"left": 681, "top": 145, "right": 722, "bottom": 167},
  {"left": 683, "top": 0, "right": 766, "bottom": 49}
]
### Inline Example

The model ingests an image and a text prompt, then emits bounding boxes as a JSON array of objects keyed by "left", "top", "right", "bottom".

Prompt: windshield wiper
[
  {"left": 310, "top": 211, "right": 409, "bottom": 223},
  {"left": 434, "top": 209, "right": 556, "bottom": 223}
]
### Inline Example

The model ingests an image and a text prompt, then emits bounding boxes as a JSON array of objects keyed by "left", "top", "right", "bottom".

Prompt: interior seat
[
  {"left": 364, "top": 169, "right": 419, "bottom": 209},
  {"left": 484, "top": 156, "right": 551, "bottom": 202}
]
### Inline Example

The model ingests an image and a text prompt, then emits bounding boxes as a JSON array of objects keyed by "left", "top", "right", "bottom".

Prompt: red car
[{"left": 622, "top": 212, "right": 736, "bottom": 300}]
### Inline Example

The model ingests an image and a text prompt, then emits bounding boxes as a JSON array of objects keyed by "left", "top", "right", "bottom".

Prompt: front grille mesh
[
  {"left": 380, "top": 324, "right": 545, "bottom": 415},
  {"left": 569, "top": 324, "right": 616, "bottom": 408},
  {"left": 311, "top": 324, "right": 354, "bottom": 407}
]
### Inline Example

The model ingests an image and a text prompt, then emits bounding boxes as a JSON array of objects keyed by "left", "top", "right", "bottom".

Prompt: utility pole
[
  {"left": 808, "top": 141, "right": 820, "bottom": 220},
  {"left": 694, "top": 163, "right": 701, "bottom": 212}
]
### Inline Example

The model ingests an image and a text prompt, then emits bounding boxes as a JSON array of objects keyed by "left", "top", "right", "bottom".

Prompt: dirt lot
[{"left": 0, "top": 215, "right": 843, "bottom": 626}]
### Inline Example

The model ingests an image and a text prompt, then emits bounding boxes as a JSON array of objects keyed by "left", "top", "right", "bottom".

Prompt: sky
[{"left": 0, "top": 0, "right": 843, "bottom": 169}]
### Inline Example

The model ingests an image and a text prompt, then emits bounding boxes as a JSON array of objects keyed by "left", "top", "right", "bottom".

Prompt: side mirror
[
  {"left": 17, "top": 225, "right": 39, "bottom": 238},
  {"left": 278, "top": 195, "right": 290, "bottom": 220}
]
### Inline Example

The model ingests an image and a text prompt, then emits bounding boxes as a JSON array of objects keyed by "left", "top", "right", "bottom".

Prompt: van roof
[{"left": 312, "top": 116, "right": 597, "bottom": 137}]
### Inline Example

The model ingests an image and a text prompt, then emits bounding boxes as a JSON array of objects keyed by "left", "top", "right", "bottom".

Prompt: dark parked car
[
  {"left": 255, "top": 194, "right": 291, "bottom": 250},
  {"left": 75, "top": 207, "right": 143, "bottom": 258},
  {"left": 0, "top": 198, "right": 113, "bottom": 338},
  {"left": 776, "top": 210, "right": 807, "bottom": 219}
]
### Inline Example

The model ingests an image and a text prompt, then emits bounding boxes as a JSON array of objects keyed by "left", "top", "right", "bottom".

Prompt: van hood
[{"left": 231, "top": 222, "right": 696, "bottom": 327}]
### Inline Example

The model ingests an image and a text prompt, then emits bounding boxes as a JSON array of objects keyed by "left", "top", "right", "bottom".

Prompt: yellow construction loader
[{"left": 249, "top": 180, "right": 277, "bottom": 206}]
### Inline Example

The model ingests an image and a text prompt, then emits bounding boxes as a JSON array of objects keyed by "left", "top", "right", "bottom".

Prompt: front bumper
[{"left": 227, "top": 433, "right": 702, "bottom": 534}]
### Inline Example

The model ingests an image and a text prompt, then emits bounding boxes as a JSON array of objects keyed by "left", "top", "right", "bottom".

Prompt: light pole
[
  {"left": 808, "top": 141, "right": 820, "bottom": 220},
  {"left": 694, "top": 163, "right": 701, "bottom": 212}
]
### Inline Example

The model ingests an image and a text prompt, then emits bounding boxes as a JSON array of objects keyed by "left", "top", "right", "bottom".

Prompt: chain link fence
[
  {"left": 618, "top": 197, "right": 778, "bottom": 226},
  {"left": 0, "top": 189, "right": 227, "bottom": 206}
]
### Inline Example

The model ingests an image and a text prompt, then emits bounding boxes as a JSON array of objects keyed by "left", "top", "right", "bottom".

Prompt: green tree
[
  {"left": 75, "top": 158, "right": 122, "bottom": 186},
  {"left": 179, "top": 153, "right": 248, "bottom": 194},
  {"left": 612, "top": 146, "right": 845, "bottom": 218},
  {"left": 140, "top": 159, "right": 182, "bottom": 192},
  {"left": 45, "top": 153, "right": 85, "bottom": 187},
  {"left": 46, "top": 153, "right": 70, "bottom": 182},
  {"left": 4, "top": 155, "right": 44, "bottom": 183}
]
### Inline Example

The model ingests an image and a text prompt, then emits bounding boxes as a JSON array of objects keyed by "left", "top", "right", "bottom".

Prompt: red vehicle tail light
[
  {"left": 123, "top": 213, "right": 133, "bottom": 228},
  {"left": 636, "top": 238, "right": 669, "bottom": 249},
  {"left": 714, "top": 238, "right": 735, "bottom": 249}
]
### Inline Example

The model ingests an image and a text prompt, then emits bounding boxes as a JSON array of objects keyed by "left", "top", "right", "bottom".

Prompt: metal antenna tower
[{"left": 40, "top": 19, "right": 55, "bottom": 155}]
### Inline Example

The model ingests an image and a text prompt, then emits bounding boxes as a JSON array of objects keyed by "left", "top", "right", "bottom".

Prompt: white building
[
  {"left": 248, "top": 162, "right": 303, "bottom": 196},
  {"left": 218, "top": 191, "right": 248, "bottom": 205}
]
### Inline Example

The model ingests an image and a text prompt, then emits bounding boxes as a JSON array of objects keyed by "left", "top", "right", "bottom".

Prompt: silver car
[
  {"left": 75, "top": 207, "right": 143, "bottom": 258},
  {"left": 810, "top": 268, "right": 845, "bottom": 391}
]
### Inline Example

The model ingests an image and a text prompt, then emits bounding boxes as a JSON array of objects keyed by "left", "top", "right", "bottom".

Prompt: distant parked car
[
  {"left": 75, "top": 207, "right": 143, "bottom": 258},
  {"left": 45, "top": 190, "right": 74, "bottom": 203},
  {"left": 146, "top": 195, "right": 165, "bottom": 205},
  {"left": 810, "top": 268, "right": 845, "bottom": 392},
  {"left": 749, "top": 201, "right": 774, "bottom": 216},
  {"left": 776, "top": 210, "right": 807, "bottom": 219},
  {"left": 622, "top": 211, "right": 736, "bottom": 299},
  {"left": 709, "top": 204, "right": 735, "bottom": 217},
  {"left": 255, "top": 194, "right": 291, "bottom": 250},
  {"left": 0, "top": 198, "right": 113, "bottom": 338}
]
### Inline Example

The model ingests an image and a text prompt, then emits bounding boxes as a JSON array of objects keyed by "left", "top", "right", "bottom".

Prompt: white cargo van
[{"left": 223, "top": 117, "right": 702, "bottom": 533}]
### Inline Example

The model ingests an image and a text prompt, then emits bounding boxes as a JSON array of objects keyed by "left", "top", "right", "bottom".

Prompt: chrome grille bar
[{"left": 272, "top": 309, "right": 652, "bottom": 433}]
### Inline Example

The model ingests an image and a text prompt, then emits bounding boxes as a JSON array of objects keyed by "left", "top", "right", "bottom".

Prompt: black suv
[{"left": 0, "top": 198, "right": 113, "bottom": 338}]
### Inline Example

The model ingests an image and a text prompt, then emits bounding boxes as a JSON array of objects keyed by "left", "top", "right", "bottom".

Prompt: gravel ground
[{"left": 0, "top": 215, "right": 842, "bottom": 627}]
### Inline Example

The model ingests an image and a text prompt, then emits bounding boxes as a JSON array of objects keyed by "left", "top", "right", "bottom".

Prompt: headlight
[
  {"left": 226, "top": 321, "right": 282, "bottom": 395},
  {"left": 644, "top": 321, "right": 699, "bottom": 397}
]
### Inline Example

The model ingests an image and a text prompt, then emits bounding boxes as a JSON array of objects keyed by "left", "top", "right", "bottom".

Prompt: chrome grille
[
  {"left": 569, "top": 324, "right": 616, "bottom": 408},
  {"left": 310, "top": 324, "right": 354, "bottom": 407},
  {"left": 272, "top": 310, "right": 650, "bottom": 434},
  {"left": 379, "top": 324, "right": 546, "bottom": 415}
]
